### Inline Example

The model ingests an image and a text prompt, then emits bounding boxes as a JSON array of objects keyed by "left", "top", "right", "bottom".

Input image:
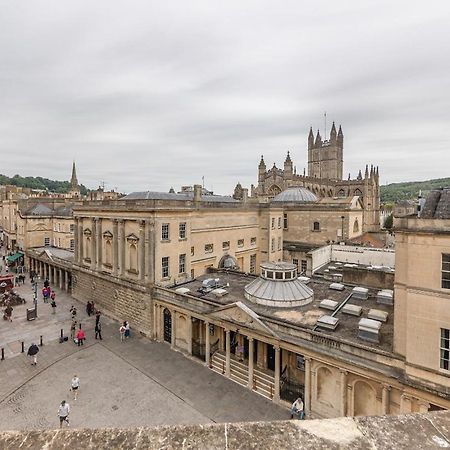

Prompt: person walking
[
  {"left": 51, "top": 298, "right": 57, "bottom": 314},
  {"left": 124, "top": 321, "right": 130, "bottom": 339},
  {"left": 76, "top": 327, "right": 86, "bottom": 346},
  {"left": 86, "top": 301, "right": 92, "bottom": 317},
  {"left": 119, "top": 323, "right": 126, "bottom": 342},
  {"left": 71, "top": 375, "right": 80, "bottom": 400},
  {"left": 95, "top": 321, "right": 103, "bottom": 340},
  {"left": 57, "top": 400, "right": 70, "bottom": 428},
  {"left": 95, "top": 310, "right": 101, "bottom": 325},
  {"left": 4, "top": 304, "right": 13, "bottom": 322},
  {"left": 50, "top": 290, "right": 56, "bottom": 302},
  {"left": 44, "top": 278, "right": 49, "bottom": 288},
  {"left": 27, "top": 343, "right": 39, "bottom": 365}
]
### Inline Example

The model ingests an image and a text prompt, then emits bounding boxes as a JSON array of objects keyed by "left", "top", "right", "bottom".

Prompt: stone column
[
  {"left": 187, "top": 316, "right": 193, "bottom": 355},
  {"left": 112, "top": 220, "right": 119, "bottom": 277},
  {"left": 205, "top": 321, "right": 211, "bottom": 367},
  {"left": 78, "top": 220, "right": 84, "bottom": 264},
  {"left": 171, "top": 310, "right": 176, "bottom": 349},
  {"left": 248, "top": 337, "right": 254, "bottom": 389},
  {"left": 73, "top": 217, "right": 79, "bottom": 262},
  {"left": 59, "top": 269, "right": 63, "bottom": 290},
  {"left": 304, "top": 357, "right": 312, "bottom": 415},
  {"left": 225, "top": 330, "right": 231, "bottom": 377},
  {"left": 382, "top": 385, "right": 391, "bottom": 415},
  {"left": 119, "top": 220, "right": 125, "bottom": 277},
  {"left": 340, "top": 370, "right": 348, "bottom": 416},
  {"left": 417, "top": 400, "right": 430, "bottom": 413},
  {"left": 96, "top": 218, "right": 102, "bottom": 270},
  {"left": 139, "top": 221, "right": 145, "bottom": 282},
  {"left": 91, "top": 218, "right": 97, "bottom": 270},
  {"left": 400, "top": 394, "right": 412, "bottom": 414},
  {"left": 146, "top": 219, "right": 155, "bottom": 284},
  {"left": 274, "top": 346, "right": 281, "bottom": 401}
]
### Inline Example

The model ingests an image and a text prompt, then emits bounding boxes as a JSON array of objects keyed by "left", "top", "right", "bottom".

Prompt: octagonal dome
[{"left": 272, "top": 187, "right": 318, "bottom": 203}]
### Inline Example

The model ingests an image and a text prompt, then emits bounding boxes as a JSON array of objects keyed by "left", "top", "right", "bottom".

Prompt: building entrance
[{"left": 163, "top": 309, "right": 172, "bottom": 343}]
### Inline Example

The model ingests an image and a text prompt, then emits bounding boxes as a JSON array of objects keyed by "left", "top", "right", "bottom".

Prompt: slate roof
[
  {"left": 122, "top": 191, "right": 238, "bottom": 203},
  {"left": 421, "top": 188, "right": 450, "bottom": 219}
]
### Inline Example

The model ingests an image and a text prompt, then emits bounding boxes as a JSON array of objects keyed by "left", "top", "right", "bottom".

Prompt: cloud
[{"left": 0, "top": 0, "right": 449, "bottom": 194}]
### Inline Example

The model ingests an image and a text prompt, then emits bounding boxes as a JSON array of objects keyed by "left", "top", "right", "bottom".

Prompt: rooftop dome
[
  {"left": 244, "top": 262, "right": 314, "bottom": 308},
  {"left": 272, "top": 187, "right": 318, "bottom": 203}
]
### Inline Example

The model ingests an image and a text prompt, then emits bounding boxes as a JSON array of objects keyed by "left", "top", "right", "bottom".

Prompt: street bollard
[
  {"left": 21, "top": 341, "right": 24, "bottom": 353},
  {"left": 79, "top": 323, "right": 82, "bottom": 329},
  {"left": 40, "top": 335, "right": 43, "bottom": 346},
  {"left": 60, "top": 329, "right": 63, "bottom": 339},
  {"left": 1, "top": 348, "right": 4, "bottom": 361}
]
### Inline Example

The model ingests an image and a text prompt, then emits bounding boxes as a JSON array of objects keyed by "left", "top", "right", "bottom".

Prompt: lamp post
[
  {"left": 32, "top": 276, "right": 39, "bottom": 317},
  {"left": 341, "top": 216, "right": 345, "bottom": 242}
]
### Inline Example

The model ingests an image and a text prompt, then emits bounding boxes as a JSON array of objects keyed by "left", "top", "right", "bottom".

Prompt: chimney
[
  {"left": 242, "top": 188, "right": 248, "bottom": 203},
  {"left": 193, "top": 184, "right": 202, "bottom": 202}
]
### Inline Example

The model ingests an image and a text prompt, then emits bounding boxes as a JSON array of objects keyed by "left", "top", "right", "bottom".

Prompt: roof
[
  {"left": 421, "top": 188, "right": 450, "bottom": 219},
  {"left": 272, "top": 187, "right": 318, "bottom": 203},
  {"left": 122, "top": 191, "right": 238, "bottom": 203},
  {"left": 22, "top": 203, "right": 74, "bottom": 217},
  {"left": 348, "top": 232, "right": 386, "bottom": 248},
  {"left": 6, "top": 252, "right": 24, "bottom": 263}
]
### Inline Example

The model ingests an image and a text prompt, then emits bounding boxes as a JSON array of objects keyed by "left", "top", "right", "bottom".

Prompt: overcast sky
[{"left": 1, "top": 1, "right": 449, "bottom": 194}]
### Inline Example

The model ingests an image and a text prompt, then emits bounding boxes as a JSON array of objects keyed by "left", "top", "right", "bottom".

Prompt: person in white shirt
[
  {"left": 290, "top": 397, "right": 305, "bottom": 419},
  {"left": 57, "top": 400, "right": 70, "bottom": 428},
  {"left": 71, "top": 375, "right": 80, "bottom": 400}
]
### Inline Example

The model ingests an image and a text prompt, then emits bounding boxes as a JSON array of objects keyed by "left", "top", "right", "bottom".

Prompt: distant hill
[
  {"left": 380, "top": 177, "right": 450, "bottom": 203},
  {"left": 0, "top": 173, "right": 88, "bottom": 195}
]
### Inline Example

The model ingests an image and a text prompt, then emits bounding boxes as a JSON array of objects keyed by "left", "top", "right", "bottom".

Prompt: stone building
[
  {"left": 24, "top": 186, "right": 449, "bottom": 420},
  {"left": 250, "top": 124, "right": 380, "bottom": 232}
]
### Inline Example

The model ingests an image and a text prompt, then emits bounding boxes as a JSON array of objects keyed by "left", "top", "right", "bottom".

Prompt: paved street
[{"left": 0, "top": 276, "right": 289, "bottom": 431}]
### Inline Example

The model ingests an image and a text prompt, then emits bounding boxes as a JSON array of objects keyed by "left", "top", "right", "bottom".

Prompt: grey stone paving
[{"left": 0, "top": 278, "right": 289, "bottom": 430}]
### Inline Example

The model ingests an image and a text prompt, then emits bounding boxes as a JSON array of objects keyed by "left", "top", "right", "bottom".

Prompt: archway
[
  {"left": 218, "top": 254, "right": 238, "bottom": 270},
  {"left": 163, "top": 309, "right": 172, "bottom": 343},
  {"left": 353, "top": 380, "right": 378, "bottom": 416}
]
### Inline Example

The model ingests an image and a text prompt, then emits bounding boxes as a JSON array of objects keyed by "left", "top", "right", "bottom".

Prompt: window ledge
[
  {"left": 179, "top": 237, "right": 187, "bottom": 241},
  {"left": 161, "top": 239, "right": 171, "bottom": 243}
]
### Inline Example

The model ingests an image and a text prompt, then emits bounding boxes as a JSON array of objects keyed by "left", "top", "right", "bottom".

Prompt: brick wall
[{"left": 72, "top": 268, "right": 153, "bottom": 336}]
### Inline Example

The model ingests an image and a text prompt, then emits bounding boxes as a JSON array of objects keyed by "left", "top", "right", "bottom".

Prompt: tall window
[
  {"left": 292, "top": 258, "right": 299, "bottom": 269},
  {"left": 278, "top": 217, "right": 281, "bottom": 228},
  {"left": 277, "top": 236, "right": 282, "bottom": 250},
  {"left": 179, "top": 254, "right": 186, "bottom": 274},
  {"left": 442, "top": 254, "right": 450, "bottom": 289},
  {"left": 283, "top": 213, "right": 288, "bottom": 229},
  {"left": 161, "top": 223, "right": 170, "bottom": 241},
  {"left": 162, "top": 256, "right": 169, "bottom": 278},
  {"left": 441, "top": 328, "right": 450, "bottom": 370},
  {"left": 250, "top": 254, "right": 256, "bottom": 274},
  {"left": 44, "top": 237, "right": 50, "bottom": 246},
  {"left": 237, "top": 239, "right": 244, "bottom": 247},
  {"left": 179, "top": 222, "right": 186, "bottom": 239},
  {"left": 271, "top": 238, "right": 275, "bottom": 252},
  {"left": 129, "top": 244, "right": 137, "bottom": 272},
  {"left": 313, "top": 221, "right": 320, "bottom": 231},
  {"left": 301, "top": 260, "right": 307, "bottom": 273},
  {"left": 271, "top": 218, "right": 275, "bottom": 229},
  {"left": 70, "top": 239, "right": 75, "bottom": 251}
]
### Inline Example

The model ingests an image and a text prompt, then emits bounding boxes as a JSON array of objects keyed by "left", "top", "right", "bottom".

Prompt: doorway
[{"left": 163, "top": 309, "right": 172, "bottom": 343}]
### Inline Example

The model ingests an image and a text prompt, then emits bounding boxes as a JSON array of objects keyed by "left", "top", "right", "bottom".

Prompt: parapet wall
[{"left": 0, "top": 411, "right": 449, "bottom": 449}]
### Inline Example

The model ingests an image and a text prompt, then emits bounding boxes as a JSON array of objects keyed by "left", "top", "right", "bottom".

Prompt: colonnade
[{"left": 28, "top": 257, "right": 71, "bottom": 292}]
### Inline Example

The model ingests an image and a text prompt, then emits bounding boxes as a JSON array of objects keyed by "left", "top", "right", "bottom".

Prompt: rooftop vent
[
  {"left": 317, "top": 315, "right": 339, "bottom": 330},
  {"left": 175, "top": 287, "right": 190, "bottom": 294},
  {"left": 352, "top": 286, "right": 369, "bottom": 300},
  {"left": 358, "top": 318, "right": 382, "bottom": 343},
  {"left": 331, "top": 273, "right": 343, "bottom": 282},
  {"left": 377, "top": 290, "right": 394, "bottom": 305},
  {"left": 297, "top": 276, "right": 311, "bottom": 284},
  {"left": 319, "top": 299, "right": 339, "bottom": 311},
  {"left": 344, "top": 263, "right": 358, "bottom": 268},
  {"left": 368, "top": 309, "right": 388, "bottom": 323},
  {"left": 328, "top": 265, "right": 337, "bottom": 271},
  {"left": 329, "top": 283, "right": 345, "bottom": 291},
  {"left": 211, "top": 288, "right": 228, "bottom": 298},
  {"left": 342, "top": 304, "right": 362, "bottom": 316}
]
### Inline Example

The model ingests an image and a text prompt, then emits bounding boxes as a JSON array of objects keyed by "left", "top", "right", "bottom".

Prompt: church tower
[
  {"left": 68, "top": 161, "right": 81, "bottom": 198},
  {"left": 307, "top": 122, "right": 344, "bottom": 180}
]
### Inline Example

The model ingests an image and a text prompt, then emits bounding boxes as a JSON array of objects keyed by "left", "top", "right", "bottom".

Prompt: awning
[{"left": 6, "top": 252, "right": 24, "bottom": 263}]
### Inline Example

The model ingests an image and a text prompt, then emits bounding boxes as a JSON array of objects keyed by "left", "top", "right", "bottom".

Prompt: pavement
[{"left": 0, "top": 263, "right": 289, "bottom": 431}]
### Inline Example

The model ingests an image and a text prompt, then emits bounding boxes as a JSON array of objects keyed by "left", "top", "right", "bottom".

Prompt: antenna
[
  {"left": 324, "top": 111, "right": 327, "bottom": 138},
  {"left": 202, "top": 176, "right": 205, "bottom": 188}
]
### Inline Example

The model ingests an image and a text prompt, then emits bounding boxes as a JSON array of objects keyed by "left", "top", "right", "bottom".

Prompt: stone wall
[
  {"left": 343, "top": 266, "right": 394, "bottom": 290},
  {"left": 72, "top": 267, "right": 153, "bottom": 336}
]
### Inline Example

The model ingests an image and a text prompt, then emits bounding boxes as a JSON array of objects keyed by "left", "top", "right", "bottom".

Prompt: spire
[
  {"left": 330, "top": 121, "right": 337, "bottom": 142},
  {"left": 338, "top": 125, "right": 343, "bottom": 137},
  {"left": 337, "top": 125, "right": 343, "bottom": 146},
  {"left": 315, "top": 130, "right": 322, "bottom": 147},
  {"left": 370, "top": 165, "right": 374, "bottom": 178},
  {"left": 70, "top": 161, "right": 78, "bottom": 189},
  {"left": 285, "top": 150, "right": 292, "bottom": 164},
  {"left": 365, "top": 165, "right": 369, "bottom": 179},
  {"left": 308, "top": 127, "right": 315, "bottom": 149},
  {"left": 348, "top": 173, "right": 351, "bottom": 180},
  {"left": 357, "top": 170, "right": 362, "bottom": 181},
  {"left": 259, "top": 155, "right": 266, "bottom": 169},
  {"left": 376, "top": 166, "right": 379, "bottom": 178}
]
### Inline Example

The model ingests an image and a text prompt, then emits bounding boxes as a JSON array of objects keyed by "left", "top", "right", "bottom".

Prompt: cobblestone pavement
[{"left": 0, "top": 278, "right": 289, "bottom": 430}]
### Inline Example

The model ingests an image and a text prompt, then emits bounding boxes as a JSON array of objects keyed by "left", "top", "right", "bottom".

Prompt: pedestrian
[
  {"left": 95, "top": 321, "right": 103, "bottom": 340},
  {"left": 290, "top": 397, "right": 305, "bottom": 420},
  {"left": 70, "top": 320, "right": 77, "bottom": 340},
  {"left": 44, "top": 278, "right": 49, "bottom": 288},
  {"left": 95, "top": 310, "right": 101, "bottom": 325},
  {"left": 70, "top": 375, "right": 80, "bottom": 400},
  {"left": 119, "top": 323, "right": 126, "bottom": 342},
  {"left": 70, "top": 305, "right": 77, "bottom": 319},
  {"left": 50, "top": 290, "right": 56, "bottom": 302},
  {"left": 57, "top": 400, "right": 70, "bottom": 428},
  {"left": 4, "top": 304, "right": 13, "bottom": 322},
  {"left": 51, "top": 299, "right": 57, "bottom": 314},
  {"left": 76, "top": 327, "right": 86, "bottom": 346},
  {"left": 124, "top": 321, "right": 130, "bottom": 339},
  {"left": 86, "top": 301, "right": 92, "bottom": 317},
  {"left": 27, "top": 343, "right": 40, "bottom": 365}
]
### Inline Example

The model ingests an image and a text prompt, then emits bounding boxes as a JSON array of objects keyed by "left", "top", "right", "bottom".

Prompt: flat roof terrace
[{"left": 170, "top": 271, "right": 394, "bottom": 353}]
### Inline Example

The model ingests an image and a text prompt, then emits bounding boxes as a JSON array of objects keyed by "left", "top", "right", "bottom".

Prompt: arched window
[
  {"left": 353, "top": 381, "right": 378, "bottom": 416},
  {"left": 353, "top": 219, "right": 359, "bottom": 233},
  {"left": 313, "top": 221, "right": 320, "bottom": 231}
]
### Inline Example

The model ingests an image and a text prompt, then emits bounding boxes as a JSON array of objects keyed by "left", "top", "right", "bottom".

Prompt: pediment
[
  {"left": 126, "top": 233, "right": 139, "bottom": 243},
  {"left": 209, "top": 302, "right": 278, "bottom": 337},
  {"left": 103, "top": 230, "right": 113, "bottom": 239},
  {"left": 33, "top": 223, "right": 48, "bottom": 232},
  {"left": 37, "top": 249, "right": 53, "bottom": 261},
  {"left": 83, "top": 228, "right": 92, "bottom": 237}
]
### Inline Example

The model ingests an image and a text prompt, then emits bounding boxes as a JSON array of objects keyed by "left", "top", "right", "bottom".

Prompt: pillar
[
  {"left": 248, "top": 337, "right": 254, "bottom": 389},
  {"left": 304, "top": 357, "right": 312, "bottom": 414},
  {"left": 400, "top": 394, "right": 412, "bottom": 414},
  {"left": 119, "top": 220, "right": 125, "bottom": 276},
  {"left": 73, "top": 217, "right": 79, "bottom": 262},
  {"left": 205, "top": 321, "right": 211, "bottom": 367},
  {"left": 112, "top": 220, "right": 119, "bottom": 276},
  {"left": 145, "top": 219, "right": 155, "bottom": 284},
  {"left": 382, "top": 385, "right": 391, "bottom": 415},
  {"left": 59, "top": 268, "right": 63, "bottom": 290},
  {"left": 91, "top": 218, "right": 97, "bottom": 270},
  {"left": 225, "top": 330, "right": 231, "bottom": 377},
  {"left": 139, "top": 220, "right": 145, "bottom": 282},
  {"left": 417, "top": 400, "right": 430, "bottom": 413},
  {"left": 340, "top": 370, "right": 348, "bottom": 416},
  {"left": 274, "top": 346, "right": 280, "bottom": 401},
  {"left": 187, "top": 316, "right": 193, "bottom": 355},
  {"left": 96, "top": 217, "right": 102, "bottom": 270},
  {"left": 171, "top": 310, "right": 176, "bottom": 349},
  {"left": 78, "top": 220, "right": 84, "bottom": 264}
]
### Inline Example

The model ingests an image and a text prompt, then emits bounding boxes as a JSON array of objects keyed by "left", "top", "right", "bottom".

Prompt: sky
[{"left": 1, "top": 1, "right": 449, "bottom": 194}]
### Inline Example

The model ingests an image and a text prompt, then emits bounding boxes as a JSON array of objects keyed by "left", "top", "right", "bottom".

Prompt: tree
[{"left": 384, "top": 213, "right": 393, "bottom": 229}]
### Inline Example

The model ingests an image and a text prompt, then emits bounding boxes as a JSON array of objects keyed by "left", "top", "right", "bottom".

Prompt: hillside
[
  {"left": 380, "top": 177, "right": 450, "bottom": 203},
  {"left": 0, "top": 173, "right": 88, "bottom": 195}
]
